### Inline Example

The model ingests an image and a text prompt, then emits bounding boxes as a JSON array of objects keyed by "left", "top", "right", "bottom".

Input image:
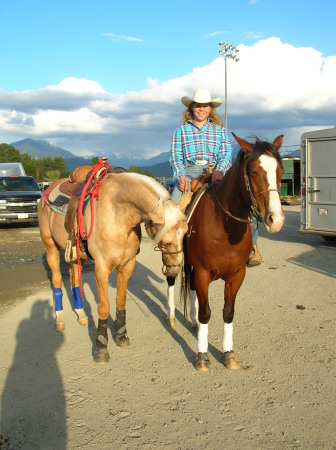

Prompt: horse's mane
[
  {"left": 121, "top": 173, "right": 185, "bottom": 243},
  {"left": 237, "top": 136, "right": 282, "bottom": 164},
  {"left": 123, "top": 172, "right": 170, "bottom": 201}
]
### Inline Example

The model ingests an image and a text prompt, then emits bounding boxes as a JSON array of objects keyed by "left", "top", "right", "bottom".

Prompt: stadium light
[{"left": 219, "top": 42, "right": 239, "bottom": 130}]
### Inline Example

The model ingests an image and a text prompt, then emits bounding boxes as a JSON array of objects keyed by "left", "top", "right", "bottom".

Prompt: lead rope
[{"left": 76, "top": 158, "right": 111, "bottom": 299}]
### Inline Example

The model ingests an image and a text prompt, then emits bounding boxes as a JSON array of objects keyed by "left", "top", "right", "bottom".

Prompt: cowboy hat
[{"left": 181, "top": 88, "right": 222, "bottom": 108}]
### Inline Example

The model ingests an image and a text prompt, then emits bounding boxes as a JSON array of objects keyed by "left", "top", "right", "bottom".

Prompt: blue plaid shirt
[{"left": 169, "top": 119, "right": 232, "bottom": 181}]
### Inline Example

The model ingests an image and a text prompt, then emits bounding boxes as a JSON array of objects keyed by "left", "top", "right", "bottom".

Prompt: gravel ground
[{"left": 0, "top": 205, "right": 335, "bottom": 449}]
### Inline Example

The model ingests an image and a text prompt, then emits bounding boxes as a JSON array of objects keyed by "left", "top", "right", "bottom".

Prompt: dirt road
[{"left": 0, "top": 205, "right": 335, "bottom": 449}]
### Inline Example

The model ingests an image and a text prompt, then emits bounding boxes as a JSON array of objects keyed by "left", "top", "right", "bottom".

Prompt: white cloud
[
  {"left": 0, "top": 37, "right": 335, "bottom": 158},
  {"left": 103, "top": 33, "right": 144, "bottom": 43}
]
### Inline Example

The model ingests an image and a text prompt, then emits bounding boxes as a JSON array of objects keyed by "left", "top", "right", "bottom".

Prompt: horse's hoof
[
  {"left": 75, "top": 308, "right": 88, "bottom": 326},
  {"left": 223, "top": 351, "right": 240, "bottom": 370},
  {"left": 78, "top": 317, "right": 89, "bottom": 326},
  {"left": 94, "top": 348, "right": 110, "bottom": 364},
  {"left": 195, "top": 352, "right": 211, "bottom": 372},
  {"left": 191, "top": 320, "right": 199, "bottom": 331},
  {"left": 55, "top": 322, "right": 65, "bottom": 332},
  {"left": 166, "top": 317, "right": 176, "bottom": 327},
  {"left": 116, "top": 334, "right": 130, "bottom": 348}
]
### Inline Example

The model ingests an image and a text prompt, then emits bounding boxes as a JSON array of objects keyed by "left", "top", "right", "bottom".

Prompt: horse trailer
[{"left": 300, "top": 127, "right": 336, "bottom": 241}]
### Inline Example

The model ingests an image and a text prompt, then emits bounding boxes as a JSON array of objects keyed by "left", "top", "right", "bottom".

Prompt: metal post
[
  {"left": 219, "top": 42, "right": 239, "bottom": 131},
  {"left": 224, "top": 55, "right": 228, "bottom": 130}
]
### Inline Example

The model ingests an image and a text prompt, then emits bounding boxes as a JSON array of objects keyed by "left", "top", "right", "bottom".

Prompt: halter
[
  {"left": 154, "top": 245, "right": 183, "bottom": 255},
  {"left": 148, "top": 196, "right": 184, "bottom": 256},
  {"left": 211, "top": 150, "right": 281, "bottom": 224}
]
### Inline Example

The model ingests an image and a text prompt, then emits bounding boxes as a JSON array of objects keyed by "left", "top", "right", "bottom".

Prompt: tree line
[{"left": 0, "top": 143, "right": 154, "bottom": 181}]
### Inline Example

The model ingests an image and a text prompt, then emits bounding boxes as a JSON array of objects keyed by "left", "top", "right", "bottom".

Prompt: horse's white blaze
[
  {"left": 222, "top": 322, "right": 233, "bottom": 352},
  {"left": 259, "top": 154, "right": 284, "bottom": 232},
  {"left": 198, "top": 323, "right": 208, "bottom": 353}
]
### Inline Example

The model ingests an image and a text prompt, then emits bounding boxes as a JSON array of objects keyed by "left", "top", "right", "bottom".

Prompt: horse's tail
[{"left": 180, "top": 237, "right": 191, "bottom": 321}]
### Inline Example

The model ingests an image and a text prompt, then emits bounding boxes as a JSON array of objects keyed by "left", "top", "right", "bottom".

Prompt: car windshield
[{"left": 0, "top": 177, "right": 40, "bottom": 192}]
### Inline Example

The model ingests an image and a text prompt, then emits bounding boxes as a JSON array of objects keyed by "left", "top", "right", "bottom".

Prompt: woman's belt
[{"left": 195, "top": 159, "right": 208, "bottom": 166}]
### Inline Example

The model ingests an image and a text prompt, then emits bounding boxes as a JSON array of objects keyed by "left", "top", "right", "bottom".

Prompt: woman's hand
[
  {"left": 178, "top": 176, "right": 186, "bottom": 192},
  {"left": 211, "top": 170, "right": 223, "bottom": 183}
]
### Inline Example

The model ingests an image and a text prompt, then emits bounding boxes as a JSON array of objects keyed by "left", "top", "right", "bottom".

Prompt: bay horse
[
  {"left": 38, "top": 170, "right": 190, "bottom": 363},
  {"left": 166, "top": 133, "right": 285, "bottom": 371}
]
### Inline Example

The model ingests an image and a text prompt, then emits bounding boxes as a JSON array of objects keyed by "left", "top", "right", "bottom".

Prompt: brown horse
[
  {"left": 166, "top": 133, "right": 285, "bottom": 371},
  {"left": 38, "top": 171, "right": 190, "bottom": 363}
]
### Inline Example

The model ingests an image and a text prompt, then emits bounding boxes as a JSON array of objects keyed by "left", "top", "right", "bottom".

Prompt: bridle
[{"left": 211, "top": 151, "right": 281, "bottom": 224}]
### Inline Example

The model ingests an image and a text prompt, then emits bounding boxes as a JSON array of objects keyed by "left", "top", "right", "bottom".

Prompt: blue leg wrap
[
  {"left": 72, "top": 287, "right": 84, "bottom": 309},
  {"left": 54, "top": 288, "right": 63, "bottom": 311}
]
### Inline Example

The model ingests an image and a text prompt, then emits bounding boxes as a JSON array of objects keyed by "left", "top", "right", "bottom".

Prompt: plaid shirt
[{"left": 169, "top": 119, "right": 232, "bottom": 180}]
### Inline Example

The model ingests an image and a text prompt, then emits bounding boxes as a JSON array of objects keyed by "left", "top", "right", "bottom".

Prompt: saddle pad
[{"left": 48, "top": 181, "right": 70, "bottom": 206}]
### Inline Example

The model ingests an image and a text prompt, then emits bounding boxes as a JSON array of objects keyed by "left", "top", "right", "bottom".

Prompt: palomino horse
[
  {"left": 166, "top": 133, "right": 285, "bottom": 371},
  {"left": 39, "top": 170, "right": 190, "bottom": 363}
]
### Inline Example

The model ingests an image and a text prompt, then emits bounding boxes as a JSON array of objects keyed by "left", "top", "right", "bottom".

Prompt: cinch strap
[
  {"left": 54, "top": 288, "right": 63, "bottom": 311},
  {"left": 72, "top": 287, "right": 84, "bottom": 309}
]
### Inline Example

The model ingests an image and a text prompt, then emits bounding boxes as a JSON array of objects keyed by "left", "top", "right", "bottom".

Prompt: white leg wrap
[
  {"left": 166, "top": 285, "right": 175, "bottom": 318},
  {"left": 198, "top": 323, "right": 208, "bottom": 353},
  {"left": 189, "top": 290, "right": 199, "bottom": 322},
  {"left": 222, "top": 322, "right": 233, "bottom": 352}
]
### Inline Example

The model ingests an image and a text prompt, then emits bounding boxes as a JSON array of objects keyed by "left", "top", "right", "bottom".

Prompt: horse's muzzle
[{"left": 162, "top": 264, "right": 180, "bottom": 277}]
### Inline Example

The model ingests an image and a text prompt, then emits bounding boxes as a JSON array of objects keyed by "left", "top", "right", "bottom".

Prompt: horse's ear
[
  {"left": 232, "top": 132, "right": 253, "bottom": 154},
  {"left": 273, "top": 134, "right": 284, "bottom": 151},
  {"left": 178, "top": 191, "right": 193, "bottom": 212}
]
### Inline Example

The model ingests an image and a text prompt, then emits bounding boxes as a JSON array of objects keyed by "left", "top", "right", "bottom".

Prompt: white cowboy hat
[{"left": 181, "top": 88, "right": 222, "bottom": 108}]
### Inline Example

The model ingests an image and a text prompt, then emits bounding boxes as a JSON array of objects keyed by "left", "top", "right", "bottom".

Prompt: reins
[{"left": 211, "top": 184, "right": 252, "bottom": 224}]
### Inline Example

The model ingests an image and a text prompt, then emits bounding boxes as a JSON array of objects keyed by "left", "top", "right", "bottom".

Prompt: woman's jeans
[
  {"left": 252, "top": 219, "right": 258, "bottom": 245},
  {"left": 171, "top": 164, "right": 206, "bottom": 204}
]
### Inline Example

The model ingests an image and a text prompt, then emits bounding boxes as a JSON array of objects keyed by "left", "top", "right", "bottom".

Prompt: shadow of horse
[
  {"left": 40, "top": 237, "right": 226, "bottom": 365},
  {"left": 258, "top": 207, "right": 336, "bottom": 279}
]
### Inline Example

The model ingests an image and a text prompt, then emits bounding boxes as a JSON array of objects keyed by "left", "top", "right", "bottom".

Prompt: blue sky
[{"left": 1, "top": 0, "right": 335, "bottom": 159}]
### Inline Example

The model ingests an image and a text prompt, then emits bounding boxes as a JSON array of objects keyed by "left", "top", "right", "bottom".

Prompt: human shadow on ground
[{"left": 0, "top": 300, "right": 66, "bottom": 449}]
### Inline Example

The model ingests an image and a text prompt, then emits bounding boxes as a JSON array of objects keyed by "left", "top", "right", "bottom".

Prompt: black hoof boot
[
  {"left": 114, "top": 308, "right": 130, "bottom": 348},
  {"left": 94, "top": 318, "right": 110, "bottom": 363}
]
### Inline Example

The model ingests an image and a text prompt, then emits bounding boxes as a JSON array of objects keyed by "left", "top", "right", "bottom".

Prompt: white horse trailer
[{"left": 300, "top": 127, "right": 336, "bottom": 241}]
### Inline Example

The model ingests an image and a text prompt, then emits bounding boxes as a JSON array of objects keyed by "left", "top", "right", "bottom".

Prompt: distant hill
[
  {"left": 11, "top": 138, "right": 76, "bottom": 160},
  {"left": 10, "top": 138, "right": 151, "bottom": 171},
  {"left": 142, "top": 161, "right": 173, "bottom": 178},
  {"left": 10, "top": 138, "right": 243, "bottom": 176}
]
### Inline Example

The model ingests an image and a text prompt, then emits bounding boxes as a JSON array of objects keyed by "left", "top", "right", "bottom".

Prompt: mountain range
[
  {"left": 10, "top": 138, "right": 175, "bottom": 176},
  {"left": 10, "top": 137, "right": 298, "bottom": 177}
]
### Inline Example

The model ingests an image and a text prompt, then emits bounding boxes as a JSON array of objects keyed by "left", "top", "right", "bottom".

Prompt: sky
[{"left": 1, "top": 0, "right": 336, "bottom": 160}]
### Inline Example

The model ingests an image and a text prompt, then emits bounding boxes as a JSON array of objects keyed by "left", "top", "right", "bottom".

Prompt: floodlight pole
[{"left": 219, "top": 42, "right": 239, "bottom": 130}]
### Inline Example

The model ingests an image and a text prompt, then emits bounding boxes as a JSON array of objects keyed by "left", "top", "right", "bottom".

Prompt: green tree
[
  {"left": 143, "top": 169, "right": 155, "bottom": 178},
  {"left": 91, "top": 156, "right": 99, "bottom": 165},
  {"left": 128, "top": 166, "right": 155, "bottom": 178},
  {"left": 45, "top": 169, "right": 61, "bottom": 182},
  {"left": 0, "top": 144, "right": 21, "bottom": 162}
]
